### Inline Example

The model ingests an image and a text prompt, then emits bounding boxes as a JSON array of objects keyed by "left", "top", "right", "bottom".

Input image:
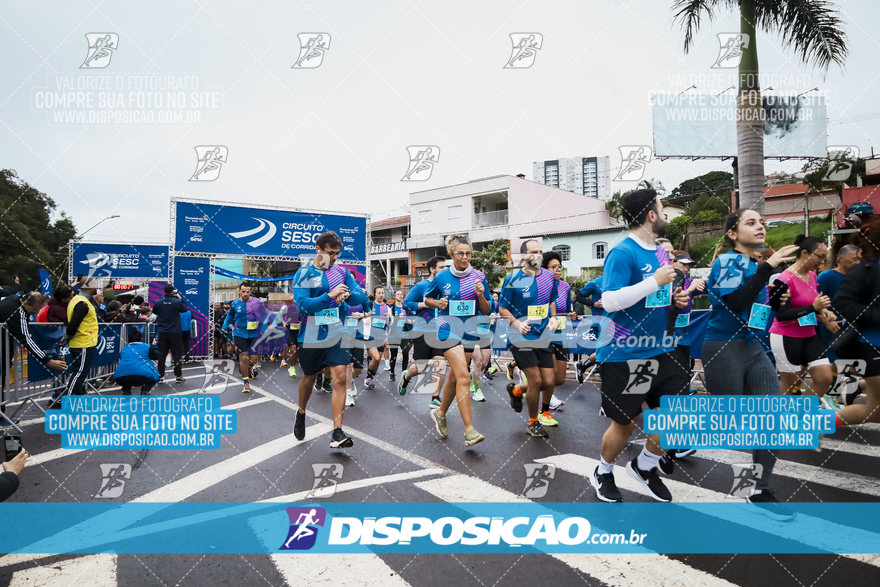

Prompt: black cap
[{"left": 674, "top": 253, "right": 695, "bottom": 264}]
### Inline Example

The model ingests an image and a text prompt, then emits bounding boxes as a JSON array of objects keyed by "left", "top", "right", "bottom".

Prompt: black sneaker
[
  {"left": 330, "top": 428, "right": 354, "bottom": 449},
  {"left": 322, "top": 377, "right": 332, "bottom": 393},
  {"left": 506, "top": 382, "right": 523, "bottom": 413},
  {"left": 747, "top": 490, "right": 795, "bottom": 521},
  {"left": 575, "top": 362, "right": 586, "bottom": 384},
  {"left": 840, "top": 377, "right": 862, "bottom": 406},
  {"left": 390, "top": 372, "right": 396, "bottom": 382},
  {"left": 314, "top": 374, "right": 324, "bottom": 391},
  {"left": 673, "top": 448, "right": 696, "bottom": 459},
  {"left": 527, "top": 421, "right": 548, "bottom": 438},
  {"left": 658, "top": 453, "right": 675, "bottom": 475},
  {"left": 626, "top": 458, "right": 672, "bottom": 502},
  {"left": 293, "top": 410, "right": 306, "bottom": 441},
  {"left": 591, "top": 466, "right": 623, "bottom": 502}
]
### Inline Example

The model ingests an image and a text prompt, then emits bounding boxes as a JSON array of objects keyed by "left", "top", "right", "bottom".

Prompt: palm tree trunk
[{"left": 736, "top": 0, "right": 764, "bottom": 215}]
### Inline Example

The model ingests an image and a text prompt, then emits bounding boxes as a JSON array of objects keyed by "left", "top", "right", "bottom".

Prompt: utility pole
[{"left": 804, "top": 189, "right": 811, "bottom": 236}]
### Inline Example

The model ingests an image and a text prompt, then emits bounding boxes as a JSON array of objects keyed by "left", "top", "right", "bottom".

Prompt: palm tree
[
  {"left": 672, "top": 0, "right": 847, "bottom": 215},
  {"left": 638, "top": 177, "right": 666, "bottom": 197}
]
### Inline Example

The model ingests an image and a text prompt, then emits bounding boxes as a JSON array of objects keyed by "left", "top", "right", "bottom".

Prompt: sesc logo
[
  {"left": 280, "top": 506, "right": 326, "bottom": 550},
  {"left": 185, "top": 288, "right": 199, "bottom": 295},
  {"left": 230, "top": 218, "right": 277, "bottom": 248}
]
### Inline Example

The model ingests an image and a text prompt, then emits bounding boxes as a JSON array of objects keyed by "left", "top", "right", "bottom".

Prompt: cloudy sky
[{"left": 1, "top": 0, "right": 877, "bottom": 243}]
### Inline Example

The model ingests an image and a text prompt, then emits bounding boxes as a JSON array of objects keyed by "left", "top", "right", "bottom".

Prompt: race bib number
[
  {"left": 556, "top": 316, "right": 566, "bottom": 329},
  {"left": 345, "top": 317, "right": 358, "bottom": 328},
  {"left": 645, "top": 283, "right": 672, "bottom": 308},
  {"left": 290, "top": 323, "right": 300, "bottom": 330},
  {"left": 316, "top": 309, "right": 339, "bottom": 325},
  {"left": 450, "top": 300, "right": 475, "bottom": 316},
  {"left": 246, "top": 321, "right": 258, "bottom": 330},
  {"left": 748, "top": 303, "right": 771, "bottom": 329},
  {"left": 477, "top": 323, "right": 490, "bottom": 335},
  {"left": 397, "top": 318, "right": 406, "bottom": 327},
  {"left": 675, "top": 313, "right": 690, "bottom": 328},
  {"left": 798, "top": 313, "right": 818, "bottom": 327},
  {"left": 371, "top": 317, "right": 387, "bottom": 329},
  {"left": 528, "top": 304, "right": 549, "bottom": 321}
]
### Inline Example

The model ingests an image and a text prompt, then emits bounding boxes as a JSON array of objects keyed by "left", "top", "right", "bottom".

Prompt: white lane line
[
  {"left": 134, "top": 425, "right": 331, "bottom": 503},
  {"left": 259, "top": 468, "right": 446, "bottom": 503},
  {"left": 270, "top": 553, "right": 412, "bottom": 587},
  {"left": 634, "top": 439, "right": 880, "bottom": 498},
  {"left": 25, "top": 399, "right": 269, "bottom": 468},
  {"left": 415, "top": 474, "right": 741, "bottom": 587},
  {"left": 539, "top": 453, "right": 880, "bottom": 569},
  {"left": 6, "top": 553, "right": 116, "bottom": 586}
]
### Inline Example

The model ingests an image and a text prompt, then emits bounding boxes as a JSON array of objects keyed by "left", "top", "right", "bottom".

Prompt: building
[
  {"left": 369, "top": 214, "right": 410, "bottom": 291},
  {"left": 662, "top": 204, "right": 686, "bottom": 221},
  {"left": 532, "top": 156, "right": 611, "bottom": 198},
  {"left": 764, "top": 183, "right": 840, "bottom": 221},
  {"left": 519, "top": 226, "right": 628, "bottom": 279},
  {"left": 407, "top": 174, "right": 613, "bottom": 269}
]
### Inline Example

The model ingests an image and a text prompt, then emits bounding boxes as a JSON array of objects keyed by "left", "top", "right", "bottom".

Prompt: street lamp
[{"left": 59, "top": 215, "right": 121, "bottom": 250}]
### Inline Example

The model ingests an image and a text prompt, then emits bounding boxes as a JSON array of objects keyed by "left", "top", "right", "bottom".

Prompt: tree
[
  {"left": 605, "top": 189, "right": 633, "bottom": 223},
  {"left": 667, "top": 171, "right": 734, "bottom": 206},
  {"left": 673, "top": 0, "right": 847, "bottom": 215},
  {"left": 0, "top": 169, "right": 77, "bottom": 291},
  {"left": 471, "top": 238, "right": 510, "bottom": 290},
  {"left": 638, "top": 177, "right": 666, "bottom": 197}
]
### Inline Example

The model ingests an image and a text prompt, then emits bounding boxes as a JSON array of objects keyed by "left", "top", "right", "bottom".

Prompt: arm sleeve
[
  {"left": 835, "top": 265, "right": 880, "bottom": 328},
  {"left": 575, "top": 291, "right": 595, "bottom": 307},
  {"left": 721, "top": 262, "right": 775, "bottom": 314},
  {"left": 0, "top": 471, "right": 20, "bottom": 502},
  {"left": 9, "top": 308, "right": 49, "bottom": 362},
  {"left": 773, "top": 302, "right": 817, "bottom": 322},
  {"left": 222, "top": 306, "right": 233, "bottom": 330},
  {"left": 601, "top": 278, "right": 659, "bottom": 313},
  {"left": 66, "top": 302, "right": 88, "bottom": 338}
]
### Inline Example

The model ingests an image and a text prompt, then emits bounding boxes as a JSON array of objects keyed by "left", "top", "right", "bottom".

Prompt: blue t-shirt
[
  {"left": 499, "top": 268, "right": 558, "bottom": 342},
  {"left": 705, "top": 251, "right": 769, "bottom": 342},
  {"left": 424, "top": 268, "right": 492, "bottom": 343},
  {"left": 817, "top": 269, "right": 845, "bottom": 301},
  {"left": 580, "top": 278, "right": 604, "bottom": 316},
  {"left": 403, "top": 279, "right": 437, "bottom": 334},
  {"left": 293, "top": 263, "right": 368, "bottom": 343},
  {"left": 180, "top": 310, "right": 193, "bottom": 332},
  {"left": 597, "top": 234, "right": 674, "bottom": 362}
]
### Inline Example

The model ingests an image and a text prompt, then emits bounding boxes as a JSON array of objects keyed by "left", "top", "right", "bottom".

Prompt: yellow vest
[{"left": 67, "top": 295, "right": 98, "bottom": 348}]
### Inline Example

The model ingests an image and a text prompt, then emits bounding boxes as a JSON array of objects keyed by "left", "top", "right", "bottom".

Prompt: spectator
[
  {"left": 79, "top": 277, "right": 106, "bottom": 322},
  {"left": 180, "top": 308, "right": 193, "bottom": 362},
  {"left": 112, "top": 301, "right": 140, "bottom": 323},
  {"left": 1, "top": 291, "right": 68, "bottom": 386},
  {"left": 113, "top": 329, "right": 160, "bottom": 396},
  {"left": 0, "top": 447, "right": 28, "bottom": 502},
  {"left": 152, "top": 284, "right": 187, "bottom": 384},
  {"left": 105, "top": 300, "right": 122, "bottom": 323},
  {"left": 138, "top": 303, "right": 153, "bottom": 322},
  {"left": 48, "top": 285, "right": 99, "bottom": 408},
  {"left": 37, "top": 286, "right": 73, "bottom": 323},
  {"left": 0, "top": 276, "right": 22, "bottom": 299}
]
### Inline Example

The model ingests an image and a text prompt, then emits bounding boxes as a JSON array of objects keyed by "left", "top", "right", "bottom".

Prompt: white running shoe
[{"left": 549, "top": 396, "right": 564, "bottom": 410}]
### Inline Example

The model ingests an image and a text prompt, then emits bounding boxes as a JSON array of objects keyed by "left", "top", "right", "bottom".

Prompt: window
[
  {"left": 552, "top": 244, "right": 571, "bottom": 261},
  {"left": 419, "top": 210, "right": 432, "bottom": 223},
  {"left": 448, "top": 205, "right": 462, "bottom": 219},
  {"left": 594, "top": 242, "right": 607, "bottom": 260}
]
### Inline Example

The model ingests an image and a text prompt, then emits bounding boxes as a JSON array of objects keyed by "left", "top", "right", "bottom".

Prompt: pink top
[{"left": 769, "top": 269, "right": 819, "bottom": 338}]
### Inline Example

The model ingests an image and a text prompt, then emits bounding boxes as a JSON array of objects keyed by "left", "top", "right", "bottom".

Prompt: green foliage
[
  {"left": 605, "top": 189, "right": 632, "bottom": 222},
  {"left": 802, "top": 155, "right": 865, "bottom": 192},
  {"left": 0, "top": 169, "right": 77, "bottom": 291},
  {"left": 691, "top": 210, "right": 724, "bottom": 223},
  {"left": 667, "top": 171, "right": 733, "bottom": 205},
  {"left": 663, "top": 189, "right": 730, "bottom": 247},
  {"left": 471, "top": 238, "right": 510, "bottom": 290}
]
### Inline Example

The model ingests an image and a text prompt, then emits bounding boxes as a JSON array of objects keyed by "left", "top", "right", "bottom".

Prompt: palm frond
[
  {"left": 754, "top": 0, "right": 848, "bottom": 70},
  {"left": 671, "top": 0, "right": 721, "bottom": 53}
]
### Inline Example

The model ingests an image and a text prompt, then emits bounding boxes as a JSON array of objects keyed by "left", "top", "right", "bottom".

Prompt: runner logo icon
[
  {"left": 504, "top": 33, "right": 543, "bottom": 69},
  {"left": 615, "top": 146, "right": 652, "bottom": 182},
  {"left": 401, "top": 146, "right": 440, "bottom": 181},
  {"left": 80, "top": 33, "right": 119, "bottom": 69},
  {"left": 623, "top": 359, "right": 658, "bottom": 395},
  {"left": 280, "top": 507, "right": 326, "bottom": 550},
  {"left": 293, "top": 33, "right": 331, "bottom": 68},
  {"left": 95, "top": 463, "right": 131, "bottom": 498},
  {"left": 230, "top": 218, "right": 277, "bottom": 248},
  {"left": 521, "top": 463, "right": 556, "bottom": 498},
  {"left": 824, "top": 146, "right": 859, "bottom": 182},
  {"left": 712, "top": 33, "right": 749, "bottom": 68},
  {"left": 307, "top": 463, "right": 344, "bottom": 499},
  {"left": 190, "top": 146, "right": 228, "bottom": 181},
  {"left": 728, "top": 464, "right": 763, "bottom": 497}
]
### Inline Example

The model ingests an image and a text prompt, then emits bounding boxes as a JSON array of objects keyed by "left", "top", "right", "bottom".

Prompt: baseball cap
[{"left": 674, "top": 253, "right": 695, "bottom": 264}]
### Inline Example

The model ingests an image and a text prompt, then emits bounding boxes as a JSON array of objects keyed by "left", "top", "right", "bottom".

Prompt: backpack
[{"left": 35, "top": 305, "right": 50, "bottom": 323}]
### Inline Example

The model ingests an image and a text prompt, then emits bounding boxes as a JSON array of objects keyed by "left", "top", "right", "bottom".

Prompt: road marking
[
  {"left": 538, "top": 453, "right": 880, "bottom": 569},
  {"left": 270, "top": 553, "right": 411, "bottom": 586},
  {"left": 260, "top": 468, "right": 446, "bottom": 503},
  {"left": 415, "top": 474, "right": 741, "bottom": 587},
  {"left": 7, "top": 553, "right": 116, "bottom": 587}
]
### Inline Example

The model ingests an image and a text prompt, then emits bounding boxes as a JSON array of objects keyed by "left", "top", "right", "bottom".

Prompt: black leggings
[{"left": 389, "top": 340, "right": 412, "bottom": 373}]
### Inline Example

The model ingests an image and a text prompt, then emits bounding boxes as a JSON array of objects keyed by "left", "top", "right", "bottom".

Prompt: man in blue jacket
[
  {"left": 114, "top": 329, "right": 160, "bottom": 395},
  {"left": 292, "top": 231, "right": 368, "bottom": 449},
  {"left": 152, "top": 284, "right": 188, "bottom": 384},
  {"left": 223, "top": 283, "right": 269, "bottom": 393}
]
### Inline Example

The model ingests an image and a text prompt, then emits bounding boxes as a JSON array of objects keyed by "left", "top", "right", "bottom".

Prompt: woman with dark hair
[
  {"left": 388, "top": 289, "right": 412, "bottom": 382},
  {"left": 363, "top": 286, "right": 390, "bottom": 389},
  {"left": 832, "top": 222, "right": 880, "bottom": 427},
  {"left": 701, "top": 208, "right": 797, "bottom": 520},
  {"left": 768, "top": 235, "right": 837, "bottom": 409},
  {"left": 542, "top": 251, "right": 576, "bottom": 414}
]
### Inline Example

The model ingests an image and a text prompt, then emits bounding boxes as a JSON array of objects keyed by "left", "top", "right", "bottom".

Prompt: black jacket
[
  {"left": 0, "top": 294, "right": 50, "bottom": 364},
  {"left": 0, "top": 283, "right": 22, "bottom": 298},
  {"left": 833, "top": 260, "right": 880, "bottom": 330},
  {"left": 152, "top": 295, "right": 187, "bottom": 333},
  {"left": 0, "top": 471, "right": 19, "bottom": 502}
]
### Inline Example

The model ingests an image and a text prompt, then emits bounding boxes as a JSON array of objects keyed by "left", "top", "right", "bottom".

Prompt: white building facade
[{"left": 532, "top": 156, "right": 611, "bottom": 199}]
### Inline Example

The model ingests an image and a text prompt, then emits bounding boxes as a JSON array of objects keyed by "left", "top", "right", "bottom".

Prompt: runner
[
  {"left": 499, "top": 238, "right": 559, "bottom": 437},
  {"left": 701, "top": 208, "right": 797, "bottom": 519},
  {"left": 223, "top": 283, "right": 269, "bottom": 393},
  {"left": 398, "top": 256, "right": 448, "bottom": 409},
  {"left": 768, "top": 235, "right": 837, "bottom": 409},
  {"left": 342, "top": 299, "right": 370, "bottom": 407},
  {"left": 832, "top": 224, "right": 880, "bottom": 427},
  {"left": 575, "top": 276, "right": 603, "bottom": 383},
  {"left": 542, "top": 251, "right": 577, "bottom": 412},
  {"left": 292, "top": 231, "right": 368, "bottom": 449},
  {"left": 363, "top": 286, "right": 391, "bottom": 389},
  {"left": 669, "top": 252, "right": 705, "bottom": 372},
  {"left": 588, "top": 189, "right": 690, "bottom": 503},
  {"left": 388, "top": 289, "right": 411, "bottom": 382},
  {"left": 279, "top": 298, "right": 300, "bottom": 377},
  {"left": 421, "top": 234, "right": 490, "bottom": 446}
]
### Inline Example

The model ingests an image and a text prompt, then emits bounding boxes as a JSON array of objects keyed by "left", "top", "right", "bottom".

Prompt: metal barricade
[{"left": 0, "top": 322, "right": 149, "bottom": 432}]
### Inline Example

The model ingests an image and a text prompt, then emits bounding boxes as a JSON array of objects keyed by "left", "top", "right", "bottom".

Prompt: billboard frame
[{"left": 67, "top": 239, "right": 171, "bottom": 284}]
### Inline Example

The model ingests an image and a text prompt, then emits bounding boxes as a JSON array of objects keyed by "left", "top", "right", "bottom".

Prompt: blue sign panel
[
  {"left": 72, "top": 243, "right": 170, "bottom": 279},
  {"left": 174, "top": 256, "right": 212, "bottom": 357},
  {"left": 173, "top": 201, "right": 368, "bottom": 262}
]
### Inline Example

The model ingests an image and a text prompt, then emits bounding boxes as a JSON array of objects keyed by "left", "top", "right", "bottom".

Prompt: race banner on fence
[{"left": 27, "top": 324, "right": 122, "bottom": 382}]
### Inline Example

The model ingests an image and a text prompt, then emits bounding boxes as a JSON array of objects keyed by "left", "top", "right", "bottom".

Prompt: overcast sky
[{"left": 1, "top": 0, "right": 877, "bottom": 243}]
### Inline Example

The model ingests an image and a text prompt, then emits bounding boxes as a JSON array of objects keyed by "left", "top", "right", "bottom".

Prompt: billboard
[
  {"left": 173, "top": 200, "right": 368, "bottom": 262},
  {"left": 72, "top": 243, "right": 170, "bottom": 279},
  {"left": 652, "top": 94, "right": 827, "bottom": 158},
  {"left": 174, "top": 256, "right": 212, "bottom": 358}
]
